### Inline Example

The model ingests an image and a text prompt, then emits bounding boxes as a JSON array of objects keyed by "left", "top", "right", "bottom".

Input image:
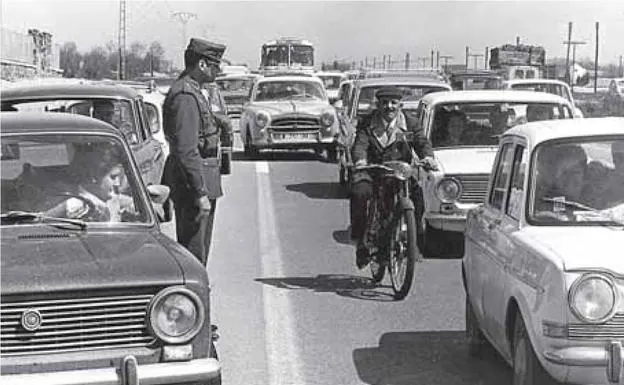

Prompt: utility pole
[
  {"left": 172, "top": 11, "right": 197, "bottom": 49},
  {"left": 620, "top": 55, "right": 623, "bottom": 77},
  {"left": 431, "top": 50, "right": 434, "bottom": 69},
  {"left": 465, "top": 46, "right": 469, "bottom": 69},
  {"left": 405, "top": 52, "right": 410, "bottom": 70},
  {"left": 594, "top": 22, "right": 599, "bottom": 94},
  {"left": 468, "top": 53, "right": 484, "bottom": 70},
  {"left": 564, "top": 22, "right": 573, "bottom": 84},
  {"left": 484, "top": 47, "right": 489, "bottom": 70},
  {"left": 564, "top": 40, "right": 587, "bottom": 92},
  {"left": 436, "top": 50, "right": 440, "bottom": 69},
  {"left": 118, "top": 0, "right": 126, "bottom": 80}
]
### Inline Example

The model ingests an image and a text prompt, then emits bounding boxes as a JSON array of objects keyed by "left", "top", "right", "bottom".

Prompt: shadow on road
[
  {"left": 285, "top": 182, "right": 348, "bottom": 199},
  {"left": 353, "top": 331, "right": 511, "bottom": 385},
  {"left": 255, "top": 274, "right": 396, "bottom": 302}
]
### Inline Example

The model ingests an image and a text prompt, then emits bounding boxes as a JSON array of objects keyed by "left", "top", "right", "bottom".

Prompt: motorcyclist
[{"left": 350, "top": 86, "right": 438, "bottom": 268}]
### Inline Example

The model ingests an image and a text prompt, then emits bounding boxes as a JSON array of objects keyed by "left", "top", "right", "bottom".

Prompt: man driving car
[{"left": 350, "top": 86, "right": 438, "bottom": 268}]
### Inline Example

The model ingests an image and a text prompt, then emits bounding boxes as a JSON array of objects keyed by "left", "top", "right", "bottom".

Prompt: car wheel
[
  {"left": 513, "top": 312, "right": 559, "bottom": 385},
  {"left": 465, "top": 296, "right": 486, "bottom": 357}
]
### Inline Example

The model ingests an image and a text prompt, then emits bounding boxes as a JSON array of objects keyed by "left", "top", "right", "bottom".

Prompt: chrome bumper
[
  {"left": 2, "top": 357, "right": 220, "bottom": 385},
  {"left": 544, "top": 341, "right": 622, "bottom": 383},
  {"left": 425, "top": 212, "right": 467, "bottom": 232}
]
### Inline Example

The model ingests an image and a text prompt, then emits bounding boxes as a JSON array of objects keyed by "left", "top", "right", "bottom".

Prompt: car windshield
[
  {"left": 216, "top": 78, "right": 254, "bottom": 92},
  {"left": 254, "top": 81, "right": 325, "bottom": 101},
  {"left": 511, "top": 83, "right": 571, "bottom": 102},
  {"left": 356, "top": 85, "right": 449, "bottom": 111},
  {"left": 529, "top": 137, "right": 624, "bottom": 226},
  {"left": 1, "top": 134, "right": 150, "bottom": 224},
  {"left": 430, "top": 102, "right": 573, "bottom": 148},
  {"left": 318, "top": 76, "right": 343, "bottom": 90},
  {"left": 1, "top": 98, "right": 138, "bottom": 142}
]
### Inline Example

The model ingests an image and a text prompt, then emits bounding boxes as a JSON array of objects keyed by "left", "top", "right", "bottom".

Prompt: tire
[
  {"left": 465, "top": 296, "right": 486, "bottom": 357},
  {"left": 220, "top": 152, "right": 231, "bottom": 175},
  {"left": 513, "top": 312, "right": 559, "bottom": 385},
  {"left": 388, "top": 208, "right": 417, "bottom": 300},
  {"left": 244, "top": 130, "right": 258, "bottom": 159}
]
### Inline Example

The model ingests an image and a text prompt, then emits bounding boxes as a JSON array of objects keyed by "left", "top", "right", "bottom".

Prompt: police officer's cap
[
  {"left": 186, "top": 38, "right": 226, "bottom": 65},
  {"left": 375, "top": 86, "right": 403, "bottom": 101}
]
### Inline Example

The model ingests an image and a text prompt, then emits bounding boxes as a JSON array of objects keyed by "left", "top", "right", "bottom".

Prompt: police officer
[{"left": 162, "top": 37, "right": 226, "bottom": 265}]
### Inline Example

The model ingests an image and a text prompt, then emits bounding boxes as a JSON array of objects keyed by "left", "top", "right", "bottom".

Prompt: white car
[
  {"left": 414, "top": 90, "right": 576, "bottom": 258},
  {"left": 315, "top": 71, "right": 347, "bottom": 103},
  {"left": 502, "top": 78, "right": 584, "bottom": 118},
  {"left": 463, "top": 117, "right": 624, "bottom": 385}
]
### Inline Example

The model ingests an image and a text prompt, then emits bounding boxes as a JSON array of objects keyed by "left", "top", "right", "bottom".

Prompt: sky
[{"left": 2, "top": 0, "right": 624, "bottom": 70}]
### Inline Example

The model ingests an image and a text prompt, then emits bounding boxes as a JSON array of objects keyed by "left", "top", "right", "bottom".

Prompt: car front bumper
[
  {"left": 544, "top": 341, "right": 623, "bottom": 383},
  {"left": 425, "top": 212, "right": 467, "bottom": 232},
  {"left": 2, "top": 356, "right": 220, "bottom": 385}
]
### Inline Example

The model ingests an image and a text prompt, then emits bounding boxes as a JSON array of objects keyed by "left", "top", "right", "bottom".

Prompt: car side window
[
  {"left": 489, "top": 143, "right": 514, "bottom": 211},
  {"left": 133, "top": 100, "right": 148, "bottom": 142},
  {"left": 505, "top": 145, "right": 527, "bottom": 221}
]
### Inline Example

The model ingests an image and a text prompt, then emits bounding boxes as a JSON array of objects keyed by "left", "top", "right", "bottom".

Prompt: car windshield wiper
[
  {"left": 542, "top": 197, "right": 596, "bottom": 211},
  {"left": 0, "top": 211, "right": 87, "bottom": 230}
]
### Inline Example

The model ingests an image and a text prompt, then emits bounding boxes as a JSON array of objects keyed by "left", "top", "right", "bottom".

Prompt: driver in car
[{"left": 350, "top": 86, "right": 438, "bottom": 268}]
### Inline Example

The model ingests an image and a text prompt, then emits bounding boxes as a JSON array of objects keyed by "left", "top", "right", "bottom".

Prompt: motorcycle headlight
[
  {"left": 435, "top": 177, "right": 462, "bottom": 203},
  {"left": 148, "top": 287, "right": 205, "bottom": 344},
  {"left": 255, "top": 111, "right": 270, "bottom": 128},
  {"left": 569, "top": 274, "right": 618, "bottom": 324},
  {"left": 320, "top": 111, "right": 335, "bottom": 127}
]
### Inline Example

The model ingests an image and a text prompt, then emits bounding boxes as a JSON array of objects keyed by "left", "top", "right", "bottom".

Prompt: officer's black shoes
[{"left": 356, "top": 242, "right": 370, "bottom": 269}]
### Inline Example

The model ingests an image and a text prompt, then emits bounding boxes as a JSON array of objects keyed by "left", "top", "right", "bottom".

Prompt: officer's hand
[
  {"left": 195, "top": 195, "right": 212, "bottom": 221},
  {"left": 422, "top": 156, "right": 439, "bottom": 171}
]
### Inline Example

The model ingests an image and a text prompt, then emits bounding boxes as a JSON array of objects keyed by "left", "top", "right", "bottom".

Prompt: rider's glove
[{"left": 422, "top": 156, "right": 439, "bottom": 171}]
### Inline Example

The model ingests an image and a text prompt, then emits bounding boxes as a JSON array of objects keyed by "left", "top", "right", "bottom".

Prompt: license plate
[{"left": 273, "top": 133, "right": 316, "bottom": 141}]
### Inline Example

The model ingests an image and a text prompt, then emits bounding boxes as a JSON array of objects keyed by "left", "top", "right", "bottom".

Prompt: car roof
[
  {"left": 355, "top": 77, "right": 451, "bottom": 88},
  {"left": 505, "top": 117, "right": 624, "bottom": 146},
  {"left": 450, "top": 70, "right": 502, "bottom": 77},
  {"left": 1, "top": 82, "right": 140, "bottom": 101},
  {"left": 504, "top": 79, "right": 569, "bottom": 86},
  {"left": 256, "top": 75, "right": 323, "bottom": 83},
  {"left": 420, "top": 90, "right": 572, "bottom": 105},
  {"left": 315, "top": 71, "right": 346, "bottom": 77},
  {"left": 216, "top": 74, "right": 258, "bottom": 81},
  {"left": 0, "top": 111, "right": 121, "bottom": 135}
]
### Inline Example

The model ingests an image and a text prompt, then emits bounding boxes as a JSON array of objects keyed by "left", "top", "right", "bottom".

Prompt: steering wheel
[{"left": 53, "top": 192, "right": 103, "bottom": 220}]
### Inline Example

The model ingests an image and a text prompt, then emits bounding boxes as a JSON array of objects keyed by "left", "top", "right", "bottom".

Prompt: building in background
[{"left": 1, "top": 28, "right": 62, "bottom": 80}]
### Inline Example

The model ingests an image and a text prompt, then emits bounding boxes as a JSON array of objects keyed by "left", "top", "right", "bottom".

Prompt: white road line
[{"left": 255, "top": 161, "right": 305, "bottom": 385}]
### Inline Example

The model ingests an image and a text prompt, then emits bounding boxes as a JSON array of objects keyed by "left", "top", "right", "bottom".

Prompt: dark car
[
  {"left": 0, "top": 112, "right": 221, "bottom": 384},
  {"left": 1, "top": 83, "right": 166, "bottom": 188}
]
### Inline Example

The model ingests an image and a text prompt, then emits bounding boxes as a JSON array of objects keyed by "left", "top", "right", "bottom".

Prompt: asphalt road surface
[{"left": 208, "top": 122, "right": 513, "bottom": 385}]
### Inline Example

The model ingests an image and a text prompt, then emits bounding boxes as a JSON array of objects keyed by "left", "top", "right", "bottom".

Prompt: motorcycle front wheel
[{"left": 388, "top": 208, "right": 417, "bottom": 300}]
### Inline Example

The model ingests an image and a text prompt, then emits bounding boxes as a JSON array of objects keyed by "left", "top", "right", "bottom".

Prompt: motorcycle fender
[{"left": 399, "top": 196, "right": 415, "bottom": 211}]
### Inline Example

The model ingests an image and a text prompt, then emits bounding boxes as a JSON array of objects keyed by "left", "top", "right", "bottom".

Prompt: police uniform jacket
[
  {"left": 162, "top": 74, "right": 222, "bottom": 199},
  {"left": 351, "top": 109, "right": 434, "bottom": 166}
]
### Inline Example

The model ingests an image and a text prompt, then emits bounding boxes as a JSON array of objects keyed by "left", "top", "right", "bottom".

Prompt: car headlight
[
  {"left": 435, "top": 177, "right": 462, "bottom": 203},
  {"left": 320, "top": 111, "right": 335, "bottom": 127},
  {"left": 148, "top": 287, "right": 205, "bottom": 343},
  {"left": 255, "top": 111, "right": 270, "bottom": 128},
  {"left": 569, "top": 274, "right": 618, "bottom": 324}
]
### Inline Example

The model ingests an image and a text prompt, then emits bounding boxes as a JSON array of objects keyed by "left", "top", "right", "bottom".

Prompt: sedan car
[
  {"left": 463, "top": 117, "right": 624, "bottom": 385},
  {"left": 315, "top": 71, "right": 348, "bottom": 103},
  {"left": 414, "top": 90, "right": 575, "bottom": 258},
  {"left": 239, "top": 74, "right": 339, "bottom": 159},
  {"left": 0, "top": 112, "right": 221, "bottom": 384},
  {"left": 449, "top": 70, "right": 503, "bottom": 91},
  {"left": 501, "top": 78, "right": 584, "bottom": 118},
  {"left": 215, "top": 73, "right": 258, "bottom": 119},
  {"left": 0, "top": 83, "right": 166, "bottom": 188}
]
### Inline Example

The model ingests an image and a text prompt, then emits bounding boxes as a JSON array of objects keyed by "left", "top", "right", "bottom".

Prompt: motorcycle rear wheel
[{"left": 388, "top": 208, "right": 417, "bottom": 300}]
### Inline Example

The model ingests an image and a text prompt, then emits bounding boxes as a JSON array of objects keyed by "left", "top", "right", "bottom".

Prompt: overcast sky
[{"left": 2, "top": 0, "right": 623, "bottom": 70}]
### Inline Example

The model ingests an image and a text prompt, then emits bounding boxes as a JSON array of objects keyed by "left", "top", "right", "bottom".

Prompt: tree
[
  {"left": 81, "top": 46, "right": 111, "bottom": 79},
  {"left": 59, "top": 42, "right": 82, "bottom": 78}
]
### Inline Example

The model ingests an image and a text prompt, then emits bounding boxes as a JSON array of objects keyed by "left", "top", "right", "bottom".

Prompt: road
[{"left": 208, "top": 123, "right": 512, "bottom": 385}]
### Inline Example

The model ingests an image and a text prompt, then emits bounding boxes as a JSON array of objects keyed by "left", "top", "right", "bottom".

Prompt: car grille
[
  {"left": 447, "top": 174, "right": 490, "bottom": 204},
  {"left": 270, "top": 116, "right": 321, "bottom": 132},
  {"left": 568, "top": 313, "right": 624, "bottom": 340},
  {"left": 0, "top": 292, "right": 156, "bottom": 356}
]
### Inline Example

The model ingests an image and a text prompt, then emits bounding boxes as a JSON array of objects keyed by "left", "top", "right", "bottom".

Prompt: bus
[{"left": 260, "top": 38, "right": 314, "bottom": 74}]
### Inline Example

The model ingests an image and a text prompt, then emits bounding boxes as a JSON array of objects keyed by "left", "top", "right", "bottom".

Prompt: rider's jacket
[
  {"left": 351, "top": 109, "right": 434, "bottom": 166},
  {"left": 162, "top": 73, "right": 222, "bottom": 199}
]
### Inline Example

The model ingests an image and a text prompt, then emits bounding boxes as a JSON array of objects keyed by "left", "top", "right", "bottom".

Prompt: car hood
[
  {"left": 250, "top": 100, "right": 332, "bottom": 116},
  {"left": 1, "top": 228, "right": 184, "bottom": 295},
  {"left": 520, "top": 227, "right": 624, "bottom": 272},
  {"left": 434, "top": 147, "right": 498, "bottom": 175}
]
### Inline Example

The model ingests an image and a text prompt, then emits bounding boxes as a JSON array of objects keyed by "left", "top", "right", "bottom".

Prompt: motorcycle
[{"left": 355, "top": 159, "right": 428, "bottom": 300}]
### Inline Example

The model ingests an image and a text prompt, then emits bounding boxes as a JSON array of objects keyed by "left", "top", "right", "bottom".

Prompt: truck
[{"left": 489, "top": 43, "right": 546, "bottom": 80}]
